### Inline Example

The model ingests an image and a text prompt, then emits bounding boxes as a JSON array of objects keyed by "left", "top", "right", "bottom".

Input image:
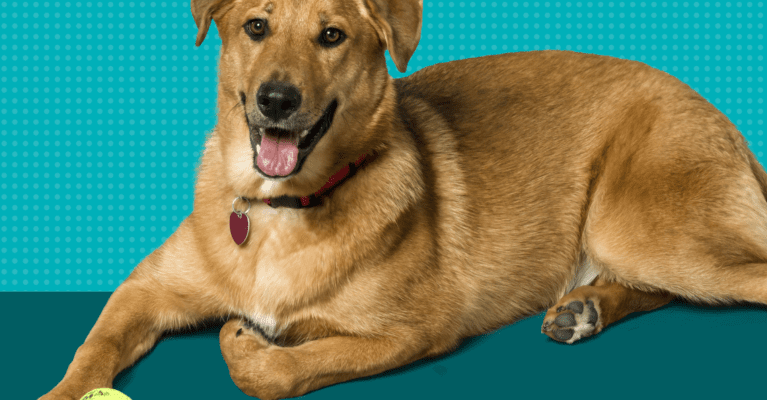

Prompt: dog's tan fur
[{"left": 41, "top": 0, "right": 767, "bottom": 398}]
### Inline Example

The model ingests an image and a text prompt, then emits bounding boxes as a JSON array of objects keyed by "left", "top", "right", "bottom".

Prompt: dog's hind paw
[{"left": 541, "top": 299, "right": 600, "bottom": 344}]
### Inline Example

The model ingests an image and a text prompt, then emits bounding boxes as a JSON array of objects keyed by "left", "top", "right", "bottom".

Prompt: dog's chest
[
  {"left": 243, "top": 208, "right": 350, "bottom": 302},
  {"left": 230, "top": 208, "right": 360, "bottom": 343},
  {"left": 232, "top": 214, "right": 315, "bottom": 341}
]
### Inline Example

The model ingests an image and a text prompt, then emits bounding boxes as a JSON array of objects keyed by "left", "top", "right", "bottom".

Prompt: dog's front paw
[
  {"left": 220, "top": 319, "right": 298, "bottom": 399},
  {"left": 220, "top": 318, "right": 270, "bottom": 356},
  {"left": 541, "top": 299, "right": 600, "bottom": 344}
]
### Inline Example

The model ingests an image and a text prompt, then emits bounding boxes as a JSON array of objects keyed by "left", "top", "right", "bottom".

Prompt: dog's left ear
[
  {"left": 363, "top": 0, "right": 423, "bottom": 73},
  {"left": 191, "top": 0, "right": 232, "bottom": 46}
]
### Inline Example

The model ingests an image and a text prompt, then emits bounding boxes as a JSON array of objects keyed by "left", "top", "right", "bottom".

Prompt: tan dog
[{"left": 41, "top": 0, "right": 767, "bottom": 398}]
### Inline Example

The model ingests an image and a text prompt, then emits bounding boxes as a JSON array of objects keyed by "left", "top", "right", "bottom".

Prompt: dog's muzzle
[{"left": 247, "top": 99, "right": 339, "bottom": 179}]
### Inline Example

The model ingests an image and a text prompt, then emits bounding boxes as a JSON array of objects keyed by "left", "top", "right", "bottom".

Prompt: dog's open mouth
[{"left": 250, "top": 100, "right": 338, "bottom": 179}]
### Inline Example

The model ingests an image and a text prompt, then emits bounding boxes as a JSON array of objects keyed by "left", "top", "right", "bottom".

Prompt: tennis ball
[{"left": 80, "top": 388, "right": 132, "bottom": 400}]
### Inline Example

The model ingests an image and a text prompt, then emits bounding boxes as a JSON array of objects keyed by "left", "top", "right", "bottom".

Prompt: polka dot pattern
[{"left": 1, "top": 1, "right": 764, "bottom": 291}]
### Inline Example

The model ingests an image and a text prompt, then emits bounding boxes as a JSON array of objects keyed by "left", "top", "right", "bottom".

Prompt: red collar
[
  {"left": 262, "top": 154, "right": 367, "bottom": 208},
  {"left": 229, "top": 155, "right": 368, "bottom": 245}
]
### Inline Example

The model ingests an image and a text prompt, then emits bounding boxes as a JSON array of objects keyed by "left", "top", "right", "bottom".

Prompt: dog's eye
[
  {"left": 319, "top": 27, "right": 345, "bottom": 47},
  {"left": 244, "top": 19, "right": 268, "bottom": 40}
]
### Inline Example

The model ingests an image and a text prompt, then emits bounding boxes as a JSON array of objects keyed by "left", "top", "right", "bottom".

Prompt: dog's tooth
[
  {"left": 301, "top": 129, "right": 309, "bottom": 138},
  {"left": 259, "top": 127, "right": 265, "bottom": 136},
  {"left": 256, "top": 143, "right": 261, "bottom": 154}
]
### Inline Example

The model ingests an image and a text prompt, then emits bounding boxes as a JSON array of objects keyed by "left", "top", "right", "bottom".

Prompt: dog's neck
[{"left": 259, "top": 154, "right": 368, "bottom": 209}]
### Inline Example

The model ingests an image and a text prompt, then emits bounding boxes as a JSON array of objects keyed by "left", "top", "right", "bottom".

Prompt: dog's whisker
[{"left": 224, "top": 102, "right": 244, "bottom": 120}]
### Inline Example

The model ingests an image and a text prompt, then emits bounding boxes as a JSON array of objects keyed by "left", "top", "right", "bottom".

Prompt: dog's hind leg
[
  {"left": 541, "top": 277, "right": 674, "bottom": 343},
  {"left": 542, "top": 147, "right": 767, "bottom": 344},
  {"left": 550, "top": 101, "right": 767, "bottom": 345}
]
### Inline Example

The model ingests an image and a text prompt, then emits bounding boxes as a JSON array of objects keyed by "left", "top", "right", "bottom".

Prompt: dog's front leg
[
  {"left": 220, "top": 318, "right": 427, "bottom": 399},
  {"left": 40, "top": 219, "right": 215, "bottom": 400}
]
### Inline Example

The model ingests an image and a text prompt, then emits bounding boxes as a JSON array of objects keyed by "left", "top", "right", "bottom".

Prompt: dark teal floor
[{"left": 6, "top": 292, "right": 767, "bottom": 399}]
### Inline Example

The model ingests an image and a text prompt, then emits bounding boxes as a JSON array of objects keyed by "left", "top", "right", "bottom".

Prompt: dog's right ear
[{"left": 191, "top": 0, "right": 231, "bottom": 46}]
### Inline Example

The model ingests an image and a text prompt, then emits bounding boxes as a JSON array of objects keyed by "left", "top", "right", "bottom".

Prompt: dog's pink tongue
[{"left": 257, "top": 133, "right": 299, "bottom": 176}]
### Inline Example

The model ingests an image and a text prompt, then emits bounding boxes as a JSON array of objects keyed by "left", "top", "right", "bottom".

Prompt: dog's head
[{"left": 192, "top": 0, "right": 422, "bottom": 198}]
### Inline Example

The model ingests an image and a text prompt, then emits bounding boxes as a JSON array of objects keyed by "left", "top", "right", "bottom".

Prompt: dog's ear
[
  {"left": 363, "top": 0, "right": 423, "bottom": 73},
  {"left": 191, "top": 0, "right": 232, "bottom": 46}
]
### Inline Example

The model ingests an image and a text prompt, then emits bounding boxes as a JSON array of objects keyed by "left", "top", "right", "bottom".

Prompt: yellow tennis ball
[{"left": 80, "top": 388, "right": 132, "bottom": 400}]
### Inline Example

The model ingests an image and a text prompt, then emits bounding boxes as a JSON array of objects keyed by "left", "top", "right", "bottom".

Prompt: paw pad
[
  {"left": 542, "top": 299, "right": 600, "bottom": 344},
  {"left": 554, "top": 312, "right": 576, "bottom": 327}
]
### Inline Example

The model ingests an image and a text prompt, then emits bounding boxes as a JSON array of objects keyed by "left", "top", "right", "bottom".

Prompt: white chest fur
[
  {"left": 243, "top": 312, "right": 283, "bottom": 339},
  {"left": 565, "top": 261, "right": 599, "bottom": 294}
]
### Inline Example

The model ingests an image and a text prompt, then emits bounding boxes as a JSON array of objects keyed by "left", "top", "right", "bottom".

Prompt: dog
[{"left": 41, "top": 0, "right": 767, "bottom": 398}]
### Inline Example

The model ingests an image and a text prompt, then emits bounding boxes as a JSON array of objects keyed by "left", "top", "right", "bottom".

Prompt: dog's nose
[{"left": 256, "top": 81, "right": 302, "bottom": 122}]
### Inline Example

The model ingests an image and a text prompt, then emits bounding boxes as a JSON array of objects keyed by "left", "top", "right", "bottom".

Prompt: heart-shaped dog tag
[{"left": 230, "top": 212, "right": 250, "bottom": 245}]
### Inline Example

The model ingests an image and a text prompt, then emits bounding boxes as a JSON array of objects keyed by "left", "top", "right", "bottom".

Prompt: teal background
[
  {"left": 1, "top": 1, "right": 766, "bottom": 399},
  {"left": 0, "top": 1, "right": 765, "bottom": 291}
]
